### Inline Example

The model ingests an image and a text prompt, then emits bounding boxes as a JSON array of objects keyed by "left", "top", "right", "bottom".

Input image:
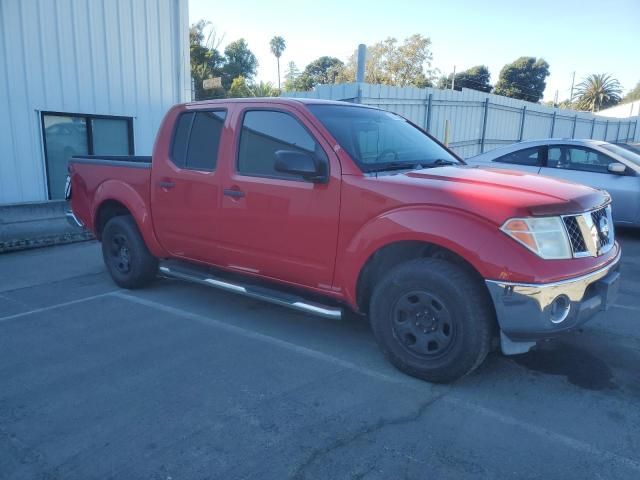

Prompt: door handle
[
  {"left": 159, "top": 181, "right": 175, "bottom": 189},
  {"left": 224, "top": 188, "right": 245, "bottom": 198}
]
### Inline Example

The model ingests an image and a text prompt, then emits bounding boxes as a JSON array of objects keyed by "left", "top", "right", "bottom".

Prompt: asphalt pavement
[{"left": 1, "top": 232, "right": 639, "bottom": 480}]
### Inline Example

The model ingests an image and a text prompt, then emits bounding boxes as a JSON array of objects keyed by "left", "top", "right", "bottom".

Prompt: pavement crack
[{"left": 291, "top": 390, "right": 449, "bottom": 480}]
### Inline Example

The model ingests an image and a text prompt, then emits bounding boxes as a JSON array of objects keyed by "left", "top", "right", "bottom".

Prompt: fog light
[{"left": 550, "top": 295, "right": 571, "bottom": 324}]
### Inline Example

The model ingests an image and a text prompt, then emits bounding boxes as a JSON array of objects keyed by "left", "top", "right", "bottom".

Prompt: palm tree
[
  {"left": 269, "top": 36, "right": 286, "bottom": 90},
  {"left": 250, "top": 81, "right": 278, "bottom": 97},
  {"left": 574, "top": 74, "right": 622, "bottom": 112}
]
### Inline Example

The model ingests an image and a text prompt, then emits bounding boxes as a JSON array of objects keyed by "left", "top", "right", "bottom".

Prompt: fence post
[
  {"left": 355, "top": 84, "right": 363, "bottom": 104},
  {"left": 444, "top": 119, "right": 450, "bottom": 146},
  {"left": 425, "top": 93, "right": 433, "bottom": 133},
  {"left": 550, "top": 111, "right": 557, "bottom": 137},
  {"left": 518, "top": 106, "right": 527, "bottom": 141},
  {"left": 480, "top": 98, "right": 489, "bottom": 153},
  {"left": 604, "top": 120, "right": 609, "bottom": 141},
  {"left": 615, "top": 121, "right": 621, "bottom": 142},
  {"left": 571, "top": 115, "right": 577, "bottom": 139},
  {"left": 590, "top": 118, "right": 596, "bottom": 139}
]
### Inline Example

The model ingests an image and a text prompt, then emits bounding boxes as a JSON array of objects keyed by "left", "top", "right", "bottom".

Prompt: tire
[
  {"left": 369, "top": 258, "right": 494, "bottom": 383},
  {"left": 101, "top": 215, "right": 158, "bottom": 289}
]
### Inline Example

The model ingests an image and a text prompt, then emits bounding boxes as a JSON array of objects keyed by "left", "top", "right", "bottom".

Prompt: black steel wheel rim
[
  {"left": 109, "top": 233, "right": 131, "bottom": 274},
  {"left": 391, "top": 290, "right": 456, "bottom": 359}
]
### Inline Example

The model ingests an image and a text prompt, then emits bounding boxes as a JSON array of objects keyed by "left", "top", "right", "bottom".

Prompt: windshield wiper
[
  {"left": 429, "top": 159, "right": 458, "bottom": 166},
  {"left": 364, "top": 162, "right": 425, "bottom": 173},
  {"left": 364, "top": 159, "right": 459, "bottom": 173}
]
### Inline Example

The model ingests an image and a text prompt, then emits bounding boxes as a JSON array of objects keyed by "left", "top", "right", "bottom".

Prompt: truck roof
[{"left": 181, "top": 97, "right": 371, "bottom": 108}]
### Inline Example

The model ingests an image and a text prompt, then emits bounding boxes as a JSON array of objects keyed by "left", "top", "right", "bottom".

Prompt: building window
[{"left": 42, "top": 112, "right": 134, "bottom": 199}]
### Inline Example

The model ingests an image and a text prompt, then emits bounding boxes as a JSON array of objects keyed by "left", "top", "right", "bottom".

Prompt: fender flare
[
  {"left": 335, "top": 205, "right": 534, "bottom": 307},
  {"left": 92, "top": 180, "right": 167, "bottom": 258}
]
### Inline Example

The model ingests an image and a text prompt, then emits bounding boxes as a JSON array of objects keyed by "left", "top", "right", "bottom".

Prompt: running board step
[{"left": 158, "top": 263, "right": 342, "bottom": 320}]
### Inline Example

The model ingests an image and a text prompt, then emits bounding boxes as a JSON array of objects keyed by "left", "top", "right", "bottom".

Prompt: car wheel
[
  {"left": 369, "top": 258, "right": 494, "bottom": 383},
  {"left": 101, "top": 215, "right": 158, "bottom": 289}
]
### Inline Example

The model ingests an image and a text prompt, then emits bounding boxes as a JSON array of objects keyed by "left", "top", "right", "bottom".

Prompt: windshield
[
  {"left": 307, "top": 104, "right": 460, "bottom": 172},
  {"left": 600, "top": 143, "right": 640, "bottom": 168}
]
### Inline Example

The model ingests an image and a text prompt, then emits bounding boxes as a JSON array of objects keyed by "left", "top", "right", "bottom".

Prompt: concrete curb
[{"left": 0, "top": 200, "right": 94, "bottom": 254}]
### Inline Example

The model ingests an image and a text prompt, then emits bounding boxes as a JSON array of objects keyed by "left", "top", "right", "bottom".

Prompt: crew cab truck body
[{"left": 67, "top": 98, "right": 621, "bottom": 383}]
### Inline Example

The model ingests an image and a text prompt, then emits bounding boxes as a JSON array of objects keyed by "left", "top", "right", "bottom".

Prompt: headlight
[{"left": 501, "top": 216, "right": 572, "bottom": 259}]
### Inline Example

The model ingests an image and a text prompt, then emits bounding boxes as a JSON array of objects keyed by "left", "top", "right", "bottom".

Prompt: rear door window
[
  {"left": 493, "top": 147, "right": 541, "bottom": 166},
  {"left": 170, "top": 110, "right": 226, "bottom": 171}
]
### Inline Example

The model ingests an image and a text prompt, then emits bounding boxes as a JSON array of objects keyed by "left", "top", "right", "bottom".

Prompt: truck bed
[{"left": 68, "top": 155, "right": 153, "bottom": 233}]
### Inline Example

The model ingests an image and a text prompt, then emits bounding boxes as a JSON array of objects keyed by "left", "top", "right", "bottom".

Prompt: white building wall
[
  {"left": 596, "top": 101, "right": 640, "bottom": 118},
  {"left": 0, "top": 0, "right": 190, "bottom": 204}
]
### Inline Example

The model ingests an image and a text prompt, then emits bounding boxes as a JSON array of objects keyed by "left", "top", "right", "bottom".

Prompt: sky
[{"left": 189, "top": 0, "right": 640, "bottom": 102}]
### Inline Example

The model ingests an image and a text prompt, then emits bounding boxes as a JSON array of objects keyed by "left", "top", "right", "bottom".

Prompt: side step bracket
[{"left": 159, "top": 264, "right": 342, "bottom": 320}]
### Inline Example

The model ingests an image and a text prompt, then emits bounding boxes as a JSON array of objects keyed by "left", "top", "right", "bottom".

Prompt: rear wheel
[
  {"left": 101, "top": 215, "right": 158, "bottom": 289},
  {"left": 369, "top": 258, "right": 494, "bottom": 383}
]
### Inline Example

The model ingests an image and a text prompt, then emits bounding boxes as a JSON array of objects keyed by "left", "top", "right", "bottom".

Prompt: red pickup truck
[{"left": 67, "top": 98, "right": 621, "bottom": 383}]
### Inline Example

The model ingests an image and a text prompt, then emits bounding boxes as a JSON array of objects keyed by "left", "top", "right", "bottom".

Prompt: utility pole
[
  {"left": 569, "top": 71, "right": 576, "bottom": 103},
  {"left": 554, "top": 89, "right": 559, "bottom": 108},
  {"left": 356, "top": 44, "right": 366, "bottom": 83},
  {"left": 451, "top": 65, "right": 456, "bottom": 90}
]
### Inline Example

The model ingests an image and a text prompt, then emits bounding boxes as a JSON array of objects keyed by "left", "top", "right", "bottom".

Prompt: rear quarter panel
[{"left": 69, "top": 162, "right": 167, "bottom": 257}]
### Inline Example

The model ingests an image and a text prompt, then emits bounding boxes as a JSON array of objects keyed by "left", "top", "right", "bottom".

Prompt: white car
[{"left": 467, "top": 139, "right": 640, "bottom": 226}]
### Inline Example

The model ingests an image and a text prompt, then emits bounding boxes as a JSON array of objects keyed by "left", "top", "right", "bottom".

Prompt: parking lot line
[
  {"left": 445, "top": 397, "right": 640, "bottom": 473},
  {"left": 114, "top": 291, "right": 640, "bottom": 472},
  {"left": 0, "top": 291, "right": 118, "bottom": 323},
  {"left": 112, "top": 291, "right": 420, "bottom": 388}
]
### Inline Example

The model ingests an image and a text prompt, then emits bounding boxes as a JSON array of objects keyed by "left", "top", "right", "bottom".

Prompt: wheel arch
[
  {"left": 355, "top": 240, "right": 492, "bottom": 314},
  {"left": 335, "top": 206, "right": 513, "bottom": 313},
  {"left": 95, "top": 199, "right": 131, "bottom": 239},
  {"left": 92, "top": 180, "right": 167, "bottom": 257}
]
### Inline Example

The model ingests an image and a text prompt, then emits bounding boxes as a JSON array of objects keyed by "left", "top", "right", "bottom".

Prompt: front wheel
[
  {"left": 101, "top": 215, "right": 158, "bottom": 289},
  {"left": 369, "top": 258, "right": 494, "bottom": 383}
]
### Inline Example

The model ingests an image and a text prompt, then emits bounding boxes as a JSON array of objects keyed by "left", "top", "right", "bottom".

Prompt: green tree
[
  {"left": 437, "top": 65, "right": 492, "bottom": 92},
  {"left": 338, "top": 34, "right": 435, "bottom": 87},
  {"left": 304, "top": 56, "right": 344, "bottom": 85},
  {"left": 269, "top": 36, "right": 286, "bottom": 90},
  {"left": 228, "top": 76, "right": 251, "bottom": 98},
  {"left": 222, "top": 39, "right": 258, "bottom": 89},
  {"left": 250, "top": 81, "right": 279, "bottom": 97},
  {"left": 574, "top": 74, "right": 622, "bottom": 112},
  {"left": 493, "top": 57, "right": 550, "bottom": 102},
  {"left": 189, "top": 20, "right": 225, "bottom": 100},
  {"left": 543, "top": 98, "right": 574, "bottom": 109},
  {"left": 622, "top": 81, "right": 640, "bottom": 103},
  {"left": 283, "top": 61, "right": 300, "bottom": 91}
]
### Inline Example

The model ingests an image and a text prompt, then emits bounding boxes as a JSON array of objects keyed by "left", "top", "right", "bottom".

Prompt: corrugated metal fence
[{"left": 283, "top": 83, "right": 640, "bottom": 158}]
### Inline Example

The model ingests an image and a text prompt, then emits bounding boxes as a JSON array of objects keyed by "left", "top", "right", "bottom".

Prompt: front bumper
[{"left": 486, "top": 250, "right": 621, "bottom": 353}]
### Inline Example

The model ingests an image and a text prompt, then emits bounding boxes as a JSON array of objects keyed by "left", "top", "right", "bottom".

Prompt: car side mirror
[
  {"left": 608, "top": 163, "right": 626, "bottom": 175},
  {"left": 274, "top": 150, "right": 328, "bottom": 183}
]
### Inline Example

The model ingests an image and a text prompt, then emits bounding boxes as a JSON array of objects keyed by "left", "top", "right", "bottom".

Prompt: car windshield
[
  {"left": 600, "top": 143, "right": 640, "bottom": 168},
  {"left": 307, "top": 104, "right": 461, "bottom": 172}
]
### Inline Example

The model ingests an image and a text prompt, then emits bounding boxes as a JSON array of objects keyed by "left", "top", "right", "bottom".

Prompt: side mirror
[
  {"left": 608, "top": 163, "right": 626, "bottom": 175},
  {"left": 274, "top": 150, "right": 328, "bottom": 183}
]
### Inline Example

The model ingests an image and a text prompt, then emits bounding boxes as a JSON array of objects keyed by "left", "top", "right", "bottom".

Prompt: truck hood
[{"left": 379, "top": 165, "right": 609, "bottom": 224}]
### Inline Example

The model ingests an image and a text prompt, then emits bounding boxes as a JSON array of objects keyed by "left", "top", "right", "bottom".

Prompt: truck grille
[{"left": 562, "top": 206, "right": 614, "bottom": 257}]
